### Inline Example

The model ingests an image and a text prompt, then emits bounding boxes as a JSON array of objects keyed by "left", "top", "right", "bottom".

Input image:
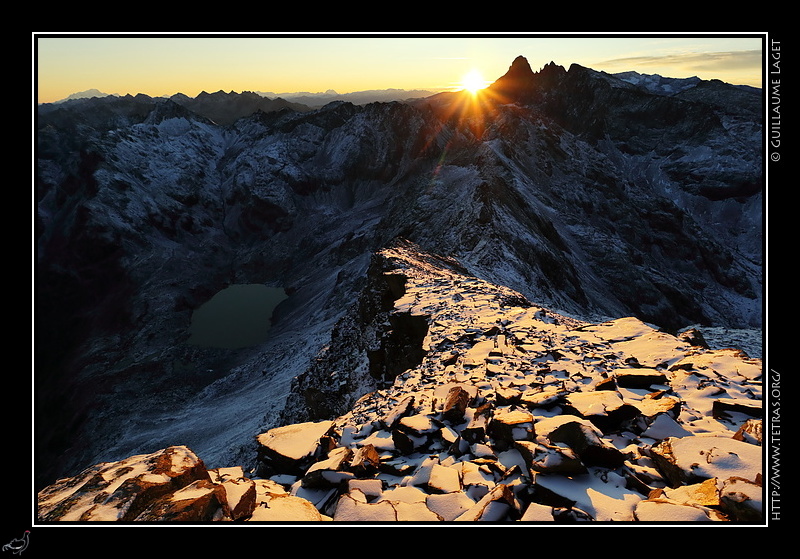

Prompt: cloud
[{"left": 597, "top": 49, "right": 761, "bottom": 74}]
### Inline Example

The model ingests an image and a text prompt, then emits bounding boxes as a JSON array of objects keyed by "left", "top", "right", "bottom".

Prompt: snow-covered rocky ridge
[
  {"left": 34, "top": 55, "right": 763, "bottom": 504},
  {"left": 37, "top": 241, "right": 763, "bottom": 523}
]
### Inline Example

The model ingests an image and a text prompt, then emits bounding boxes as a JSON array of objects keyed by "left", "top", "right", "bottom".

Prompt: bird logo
[{"left": 2, "top": 531, "right": 29, "bottom": 555}]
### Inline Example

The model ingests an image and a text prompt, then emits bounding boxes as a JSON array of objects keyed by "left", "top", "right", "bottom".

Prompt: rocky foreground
[{"left": 37, "top": 243, "right": 763, "bottom": 523}]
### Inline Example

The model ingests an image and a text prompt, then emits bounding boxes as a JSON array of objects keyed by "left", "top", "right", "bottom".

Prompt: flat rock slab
[
  {"left": 648, "top": 435, "right": 762, "bottom": 487},
  {"left": 256, "top": 420, "right": 335, "bottom": 474}
]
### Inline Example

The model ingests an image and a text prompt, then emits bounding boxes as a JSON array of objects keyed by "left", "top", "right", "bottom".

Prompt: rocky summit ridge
[
  {"left": 35, "top": 54, "right": 764, "bottom": 524},
  {"left": 37, "top": 241, "right": 763, "bottom": 523}
]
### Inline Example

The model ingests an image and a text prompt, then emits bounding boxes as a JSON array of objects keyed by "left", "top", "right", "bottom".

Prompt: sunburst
[{"left": 461, "top": 68, "right": 488, "bottom": 94}]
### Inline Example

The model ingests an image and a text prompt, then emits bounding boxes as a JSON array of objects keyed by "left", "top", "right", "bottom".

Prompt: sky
[{"left": 33, "top": 33, "right": 767, "bottom": 104}]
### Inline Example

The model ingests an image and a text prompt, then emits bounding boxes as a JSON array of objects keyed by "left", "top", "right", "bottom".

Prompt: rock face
[
  {"left": 34, "top": 56, "right": 762, "bottom": 499},
  {"left": 37, "top": 446, "right": 214, "bottom": 521},
  {"left": 37, "top": 445, "right": 330, "bottom": 522},
  {"left": 37, "top": 243, "right": 763, "bottom": 523}
]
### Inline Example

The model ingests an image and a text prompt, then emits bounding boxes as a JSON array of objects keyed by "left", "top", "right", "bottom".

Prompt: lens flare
[{"left": 461, "top": 69, "right": 488, "bottom": 94}]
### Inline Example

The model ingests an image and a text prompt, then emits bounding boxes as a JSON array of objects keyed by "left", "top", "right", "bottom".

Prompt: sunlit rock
[
  {"left": 135, "top": 479, "right": 224, "bottom": 521},
  {"left": 37, "top": 446, "right": 210, "bottom": 522},
  {"left": 648, "top": 435, "right": 762, "bottom": 487},
  {"left": 719, "top": 476, "right": 763, "bottom": 522},
  {"left": 249, "top": 494, "right": 332, "bottom": 521},
  {"left": 255, "top": 420, "right": 335, "bottom": 476}
]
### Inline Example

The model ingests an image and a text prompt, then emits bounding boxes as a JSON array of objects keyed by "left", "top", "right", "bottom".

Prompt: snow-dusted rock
[
  {"left": 218, "top": 477, "right": 257, "bottom": 520},
  {"left": 36, "top": 53, "right": 762, "bottom": 499},
  {"left": 634, "top": 499, "right": 719, "bottom": 522},
  {"left": 536, "top": 416, "right": 627, "bottom": 468},
  {"left": 516, "top": 440, "right": 587, "bottom": 475},
  {"left": 37, "top": 242, "right": 763, "bottom": 523},
  {"left": 135, "top": 479, "right": 224, "bottom": 521},
  {"left": 37, "top": 446, "right": 212, "bottom": 521},
  {"left": 719, "top": 476, "right": 763, "bottom": 522},
  {"left": 647, "top": 435, "right": 762, "bottom": 487},
  {"left": 454, "top": 484, "right": 517, "bottom": 521},
  {"left": 333, "top": 491, "right": 398, "bottom": 521},
  {"left": 733, "top": 419, "right": 763, "bottom": 445},
  {"left": 300, "top": 446, "right": 354, "bottom": 489},
  {"left": 255, "top": 420, "right": 335, "bottom": 476},
  {"left": 427, "top": 463, "right": 463, "bottom": 493},
  {"left": 249, "top": 494, "right": 332, "bottom": 521},
  {"left": 426, "top": 491, "right": 477, "bottom": 521}
]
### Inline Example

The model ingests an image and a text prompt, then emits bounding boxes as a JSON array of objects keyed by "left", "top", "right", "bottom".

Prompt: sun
[{"left": 461, "top": 68, "right": 488, "bottom": 94}]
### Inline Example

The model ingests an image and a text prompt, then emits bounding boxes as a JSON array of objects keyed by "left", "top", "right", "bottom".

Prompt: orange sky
[{"left": 34, "top": 33, "right": 766, "bottom": 104}]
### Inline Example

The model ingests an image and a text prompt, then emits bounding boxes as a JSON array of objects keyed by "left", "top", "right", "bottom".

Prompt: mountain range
[{"left": 34, "top": 55, "right": 764, "bottom": 514}]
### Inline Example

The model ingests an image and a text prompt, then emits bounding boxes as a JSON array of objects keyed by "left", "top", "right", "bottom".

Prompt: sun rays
[
  {"left": 437, "top": 68, "right": 508, "bottom": 137},
  {"left": 416, "top": 65, "right": 513, "bottom": 155},
  {"left": 460, "top": 68, "right": 489, "bottom": 94}
]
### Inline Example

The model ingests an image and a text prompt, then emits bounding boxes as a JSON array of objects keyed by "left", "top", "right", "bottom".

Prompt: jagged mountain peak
[
  {"left": 487, "top": 55, "right": 534, "bottom": 94},
  {"left": 34, "top": 54, "right": 763, "bottom": 513},
  {"left": 488, "top": 56, "right": 567, "bottom": 100},
  {"left": 508, "top": 54, "right": 535, "bottom": 75}
]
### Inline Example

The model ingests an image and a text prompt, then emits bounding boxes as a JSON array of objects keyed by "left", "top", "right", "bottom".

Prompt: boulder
[
  {"left": 712, "top": 398, "right": 762, "bottom": 420},
  {"left": 301, "top": 446, "right": 354, "bottom": 489},
  {"left": 519, "top": 387, "right": 566, "bottom": 409},
  {"left": 219, "top": 477, "right": 257, "bottom": 520},
  {"left": 678, "top": 328, "right": 709, "bottom": 348},
  {"left": 563, "top": 390, "right": 639, "bottom": 432},
  {"left": 640, "top": 413, "right": 692, "bottom": 440},
  {"left": 519, "top": 502, "right": 555, "bottom": 521},
  {"left": 629, "top": 391, "right": 682, "bottom": 420},
  {"left": 391, "top": 428, "right": 418, "bottom": 455},
  {"left": 249, "top": 494, "right": 332, "bottom": 521},
  {"left": 426, "top": 491, "right": 478, "bottom": 521},
  {"left": 252, "top": 478, "right": 290, "bottom": 500},
  {"left": 488, "top": 409, "right": 535, "bottom": 450},
  {"left": 380, "top": 395, "right": 415, "bottom": 429},
  {"left": 454, "top": 483, "right": 517, "bottom": 521},
  {"left": 135, "top": 479, "right": 224, "bottom": 521},
  {"left": 426, "top": 463, "right": 463, "bottom": 493},
  {"left": 391, "top": 500, "right": 443, "bottom": 521},
  {"left": 670, "top": 349, "right": 762, "bottom": 382},
  {"left": 349, "top": 444, "right": 382, "bottom": 476},
  {"left": 538, "top": 416, "right": 626, "bottom": 468},
  {"left": 333, "top": 491, "right": 398, "bottom": 521},
  {"left": 495, "top": 386, "right": 523, "bottom": 405},
  {"left": 461, "top": 404, "right": 493, "bottom": 443},
  {"left": 398, "top": 413, "right": 440, "bottom": 436},
  {"left": 442, "top": 385, "right": 472, "bottom": 423},
  {"left": 516, "top": 440, "right": 587, "bottom": 475},
  {"left": 378, "top": 484, "right": 430, "bottom": 504},
  {"left": 648, "top": 435, "right": 762, "bottom": 487},
  {"left": 733, "top": 419, "right": 763, "bottom": 445},
  {"left": 653, "top": 477, "right": 720, "bottom": 508},
  {"left": 37, "top": 446, "right": 211, "bottom": 522},
  {"left": 209, "top": 466, "right": 245, "bottom": 482},
  {"left": 719, "top": 476, "right": 762, "bottom": 522},
  {"left": 613, "top": 368, "right": 668, "bottom": 388},
  {"left": 458, "top": 460, "right": 498, "bottom": 493},
  {"left": 256, "top": 420, "right": 335, "bottom": 475},
  {"left": 347, "top": 478, "right": 384, "bottom": 501}
]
